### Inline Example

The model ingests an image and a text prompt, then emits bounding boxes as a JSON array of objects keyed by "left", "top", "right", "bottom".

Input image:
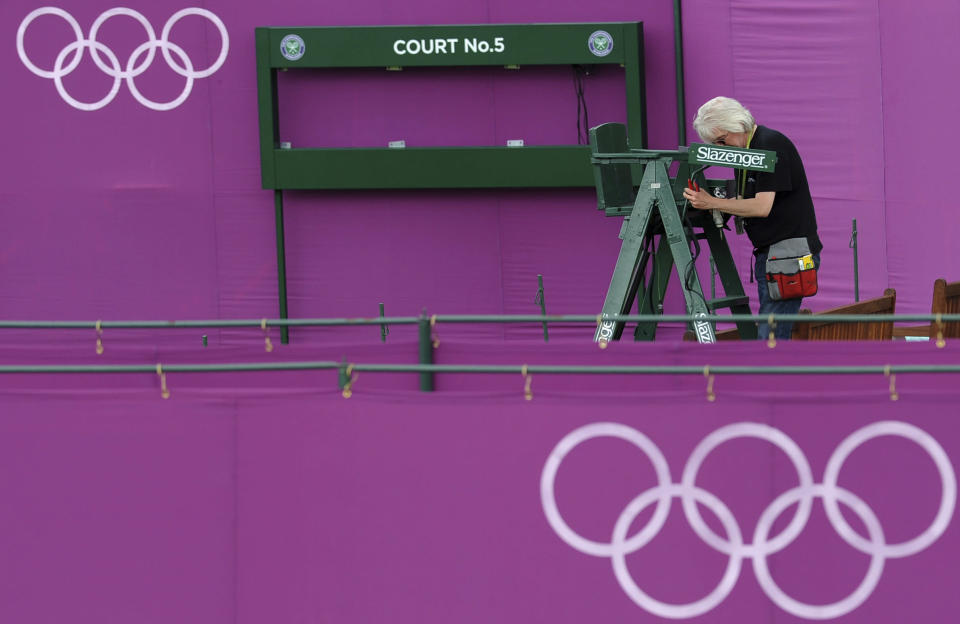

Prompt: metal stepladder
[{"left": 589, "top": 123, "right": 777, "bottom": 344}]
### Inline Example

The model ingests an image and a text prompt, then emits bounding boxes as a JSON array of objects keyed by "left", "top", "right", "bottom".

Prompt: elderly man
[{"left": 682, "top": 96, "right": 822, "bottom": 339}]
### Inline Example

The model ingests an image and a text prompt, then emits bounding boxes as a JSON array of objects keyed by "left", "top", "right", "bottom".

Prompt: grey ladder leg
[{"left": 594, "top": 163, "right": 659, "bottom": 343}]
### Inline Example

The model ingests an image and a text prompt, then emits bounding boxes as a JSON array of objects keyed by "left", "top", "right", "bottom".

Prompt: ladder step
[{"left": 706, "top": 296, "right": 750, "bottom": 311}]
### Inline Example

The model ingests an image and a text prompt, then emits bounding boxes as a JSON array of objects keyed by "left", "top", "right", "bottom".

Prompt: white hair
[{"left": 692, "top": 96, "right": 756, "bottom": 143}]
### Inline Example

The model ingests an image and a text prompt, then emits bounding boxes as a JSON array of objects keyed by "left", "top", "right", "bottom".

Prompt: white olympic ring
[
  {"left": 540, "top": 422, "right": 673, "bottom": 557},
  {"left": 611, "top": 483, "right": 744, "bottom": 619},
  {"left": 681, "top": 422, "right": 815, "bottom": 558},
  {"left": 16, "top": 7, "right": 229, "bottom": 111},
  {"left": 541, "top": 420, "right": 956, "bottom": 620}
]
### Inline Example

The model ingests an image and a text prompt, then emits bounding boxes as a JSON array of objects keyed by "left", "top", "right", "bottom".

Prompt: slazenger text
[
  {"left": 694, "top": 313, "right": 716, "bottom": 343},
  {"left": 696, "top": 145, "right": 767, "bottom": 168},
  {"left": 596, "top": 319, "right": 616, "bottom": 342}
]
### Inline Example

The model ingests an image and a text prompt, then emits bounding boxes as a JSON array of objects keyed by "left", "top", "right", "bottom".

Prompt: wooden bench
[
  {"left": 891, "top": 278, "right": 960, "bottom": 340},
  {"left": 928, "top": 278, "right": 960, "bottom": 340},
  {"left": 792, "top": 288, "right": 896, "bottom": 340},
  {"left": 683, "top": 289, "right": 897, "bottom": 341}
]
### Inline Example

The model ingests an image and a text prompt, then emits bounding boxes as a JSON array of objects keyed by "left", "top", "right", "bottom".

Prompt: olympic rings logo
[
  {"left": 16, "top": 7, "right": 229, "bottom": 111},
  {"left": 541, "top": 421, "right": 956, "bottom": 620}
]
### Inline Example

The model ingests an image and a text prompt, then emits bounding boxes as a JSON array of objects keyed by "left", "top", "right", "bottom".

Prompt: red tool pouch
[{"left": 765, "top": 238, "right": 818, "bottom": 301}]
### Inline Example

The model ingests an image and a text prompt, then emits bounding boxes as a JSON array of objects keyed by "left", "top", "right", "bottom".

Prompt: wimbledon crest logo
[
  {"left": 280, "top": 34, "right": 305, "bottom": 61},
  {"left": 588, "top": 30, "right": 613, "bottom": 57}
]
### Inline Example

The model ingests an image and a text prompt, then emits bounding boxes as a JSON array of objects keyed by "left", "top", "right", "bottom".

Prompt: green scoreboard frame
[{"left": 255, "top": 22, "right": 647, "bottom": 190}]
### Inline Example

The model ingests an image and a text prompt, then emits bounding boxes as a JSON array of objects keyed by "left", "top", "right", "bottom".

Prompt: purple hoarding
[
  {"left": 1, "top": 339, "right": 958, "bottom": 623},
  {"left": 1, "top": 341, "right": 959, "bottom": 623},
  {"left": 3, "top": 1, "right": 960, "bottom": 623},
  {"left": 4, "top": 0, "right": 959, "bottom": 334}
]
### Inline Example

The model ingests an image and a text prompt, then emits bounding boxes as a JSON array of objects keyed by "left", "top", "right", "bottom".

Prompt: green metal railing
[
  {"left": 0, "top": 361, "right": 950, "bottom": 404},
  {"left": 2, "top": 363, "right": 956, "bottom": 376},
  {"left": 3, "top": 312, "right": 958, "bottom": 329},
  {"left": 1, "top": 313, "right": 957, "bottom": 395}
]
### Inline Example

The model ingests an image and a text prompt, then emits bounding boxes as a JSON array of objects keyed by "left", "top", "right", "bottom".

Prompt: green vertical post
[
  {"left": 338, "top": 357, "right": 348, "bottom": 391},
  {"left": 274, "top": 190, "right": 290, "bottom": 344},
  {"left": 418, "top": 311, "right": 435, "bottom": 392},
  {"left": 623, "top": 23, "right": 647, "bottom": 149},
  {"left": 851, "top": 218, "right": 860, "bottom": 302},
  {"left": 254, "top": 28, "right": 279, "bottom": 189},
  {"left": 379, "top": 303, "right": 389, "bottom": 342},
  {"left": 535, "top": 274, "right": 549, "bottom": 342},
  {"left": 673, "top": 0, "right": 687, "bottom": 147}
]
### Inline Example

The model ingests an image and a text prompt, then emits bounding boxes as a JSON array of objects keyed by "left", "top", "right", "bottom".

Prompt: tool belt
[{"left": 765, "top": 237, "right": 818, "bottom": 301}]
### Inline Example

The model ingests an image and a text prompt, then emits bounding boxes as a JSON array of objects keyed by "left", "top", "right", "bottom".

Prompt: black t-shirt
[{"left": 741, "top": 125, "right": 822, "bottom": 254}]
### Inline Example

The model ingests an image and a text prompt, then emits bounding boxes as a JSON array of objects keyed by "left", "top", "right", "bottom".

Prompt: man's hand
[{"left": 682, "top": 186, "right": 716, "bottom": 211}]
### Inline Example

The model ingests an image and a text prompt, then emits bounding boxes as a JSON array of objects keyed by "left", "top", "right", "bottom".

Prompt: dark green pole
[
  {"left": 418, "top": 310, "right": 435, "bottom": 392},
  {"left": 850, "top": 218, "right": 859, "bottom": 302},
  {"left": 535, "top": 274, "right": 549, "bottom": 342},
  {"left": 338, "top": 357, "right": 348, "bottom": 391},
  {"left": 673, "top": 0, "right": 687, "bottom": 146},
  {"left": 379, "top": 303, "right": 389, "bottom": 342},
  {"left": 274, "top": 190, "right": 290, "bottom": 344}
]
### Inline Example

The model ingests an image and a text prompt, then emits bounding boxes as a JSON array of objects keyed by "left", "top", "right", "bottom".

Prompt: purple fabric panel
[
  {"left": 0, "top": 0, "right": 773, "bottom": 339},
  {"left": 279, "top": 67, "right": 499, "bottom": 149},
  {"left": 0, "top": 190, "right": 221, "bottom": 320},
  {"left": 281, "top": 190, "right": 507, "bottom": 340},
  {"left": 2, "top": 341, "right": 960, "bottom": 622},
  {"left": 277, "top": 65, "right": 628, "bottom": 149},
  {"left": 0, "top": 0, "right": 685, "bottom": 343},
  {"left": 678, "top": 3, "right": 761, "bottom": 310},
  {"left": 0, "top": 393, "right": 236, "bottom": 624},
  {"left": 235, "top": 391, "right": 960, "bottom": 624},
  {"left": 879, "top": 2, "right": 960, "bottom": 314},
  {"left": 232, "top": 0, "right": 680, "bottom": 330},
  {"left": 677, "top": 0, "right": 750, "bottom": 310},
  {"left": 495, "top": 190, "right": 623, "bottom": 338},
  {"left": 681, "top": 0, "right": 735, "bottom": 137},
  {"left": 681, "top": 1, "right": 891, "bottom": 313},
  {"left": 486, "top": 0, "right": 680, "bottom": 150},
  {"left": 3, "top": 1, "right": 224, "bottom": 321},
  {"left": 725, "top": 0, "right": 887, "bottom": 311},
  {"left": 3, "top": 0, "right": 954, "bottom": 331}
]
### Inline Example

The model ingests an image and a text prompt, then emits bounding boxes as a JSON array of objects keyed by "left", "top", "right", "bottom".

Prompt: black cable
[
  {"left": 680, "top": 172, "right": 712, "bottom": 314},
  {"left": 573, "top": 65, "right": 590, "bottom": 144},
  {"left": 581, "top": 71, "right": 589, "bottom": 143},
  {"left": 682, "top": 213, "right": 711, "bottom": 313}
]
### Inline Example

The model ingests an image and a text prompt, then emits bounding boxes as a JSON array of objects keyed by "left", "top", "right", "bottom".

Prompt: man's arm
[{"left": 681, "top": 188, "right": 775, "bottom": 218}]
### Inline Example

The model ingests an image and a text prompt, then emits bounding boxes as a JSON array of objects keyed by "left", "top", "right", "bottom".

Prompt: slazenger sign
[
  {"left": 594, "top": 316, "right": 617, "bottom": 343},
  {"left": 689, "top": 143, "right": 777, "bottom": 172}
]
